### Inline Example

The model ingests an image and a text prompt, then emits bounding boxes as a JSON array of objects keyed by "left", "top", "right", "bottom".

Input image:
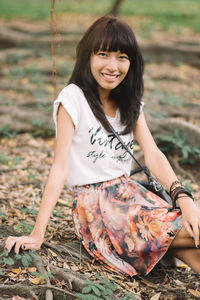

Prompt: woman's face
[{"left": 90, "top": 50, "right": 130, "bottom": 98}]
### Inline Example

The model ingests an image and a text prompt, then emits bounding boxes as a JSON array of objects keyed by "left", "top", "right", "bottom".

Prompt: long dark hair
[{"left": 69, "top": 15, "right": 144, "bottom": 134}]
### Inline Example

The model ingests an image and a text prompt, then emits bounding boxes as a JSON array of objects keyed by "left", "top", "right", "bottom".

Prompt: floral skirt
[{"left": 72, "top": 175, "right": 182, "bottom": 276}]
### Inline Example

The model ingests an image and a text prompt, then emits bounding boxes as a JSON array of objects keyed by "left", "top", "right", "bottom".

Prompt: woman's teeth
[{"left": 103, "top": 73, "right": 118, "bottom": 79}]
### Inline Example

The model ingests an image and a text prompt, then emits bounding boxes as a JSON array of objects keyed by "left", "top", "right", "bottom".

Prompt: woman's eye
[
  {"left": 119, "top": 55, "right": 129, "bottom": 60},
  {"left": 97, "top": 52, "right": 107, "bottom": 57}
]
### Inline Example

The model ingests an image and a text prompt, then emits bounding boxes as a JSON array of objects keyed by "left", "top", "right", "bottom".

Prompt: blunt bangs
[{"left": 92, "top": 19, "right": 135, "bottom": 60}]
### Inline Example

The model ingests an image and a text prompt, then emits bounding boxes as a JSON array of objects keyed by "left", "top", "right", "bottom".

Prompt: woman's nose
[{"left": 106, "top": 57, "right": 118, "bottom": 72}]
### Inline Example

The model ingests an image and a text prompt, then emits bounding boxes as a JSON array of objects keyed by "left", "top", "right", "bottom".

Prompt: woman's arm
[
  {"left": 134, "top": 111, "right": 178, "bottom": 191},
  {"left": 134, "top": 111, "right": 200, "bottom": 247},
  {"left": 5, "top": 105, "right": 75, "bottom": 253}
]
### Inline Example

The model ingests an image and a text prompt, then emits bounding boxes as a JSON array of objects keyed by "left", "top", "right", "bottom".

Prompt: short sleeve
[{"left": 53, "top": 84, "right": 81, "bottom": 136}]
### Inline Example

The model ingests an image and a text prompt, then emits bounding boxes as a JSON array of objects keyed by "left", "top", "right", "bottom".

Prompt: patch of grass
[{"left": 0, "top": 0, "right": 199, "bottom": 33}]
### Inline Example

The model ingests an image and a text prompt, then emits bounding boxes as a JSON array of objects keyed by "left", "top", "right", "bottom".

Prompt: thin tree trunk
[{"left": 109, "top": 0, "right": 123, "bottom": 16}]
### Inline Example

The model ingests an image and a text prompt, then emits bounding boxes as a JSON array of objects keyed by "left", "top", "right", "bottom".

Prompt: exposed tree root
[
  {"left": 0, "top": 283, "right": 39, "bottom": 299},
  {"left": 149, "top": 117, "right": 200, "bottom": 146},
  {"left": 0, "top": 225, "right": 87, "bottom": 299},
  {"left": 43, "top": 240, "right": 91, "bottom": 264},
  {"left": 0, "top": 283, "right": 76, "bottom": 299}
]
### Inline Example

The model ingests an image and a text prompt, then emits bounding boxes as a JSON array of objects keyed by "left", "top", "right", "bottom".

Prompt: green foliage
[
  {"left": 14, "top": 221, "right": 34, "bottom": 233},
  {"left": 0, "top": 123, "right": 18, "bottom": 138},
  {"left": 24, "top": 168, "right": 37, "bottom": 180},
  {"left": 3, "top": 257, "right": 15, "bottom": 266},
  {"left": 0, "top": 209, "right": 7, "bottom": 222},
  {"left": 0, "top": 248, "right": 38, "bottom": 276},
  {"left": 21, "top": 207, "right": 38, "bottom": 216},
  {"left": 5, "top": 53, "right": 25, "bottom": 65},
  {"left": 36, "top": 102, "right": 52, "bottom": 113},
  {"left": 31, "top": 271, "right": 41, "bottom": 278},
  {"left": 9, "top": 65, "right": 41, "bottom": 77},
  {"left": 12, "top": 157, "right": 23, "bottom": 165},
  {"left": 156, "top": 129, "right": 200, "bottom": 164},
  {"left": 53, "top": 207, "right": 62, "bottom": 217},
  {"left": 48, "top": 270, "right": 56, "bottom": 279},
  {"left": 31, "top": 120, "right": 54, "bottom": 138},
  {"left": 159, "top": 94, "right": 184, "bottom": 107},
  {"left": 0, "top": 154, "right": 9, "bottom": 165},
  {"left": 74, "top": 273, "right": 138, "bottom": 300},
  {"left": 0, "top": 154, "right": 23, "bottom": 167},
  {"left": 0, "top": 250, "right": 14, "bottom": 275}
]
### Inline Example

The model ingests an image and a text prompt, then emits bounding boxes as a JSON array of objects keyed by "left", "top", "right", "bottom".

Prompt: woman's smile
[{"left": 101, "top": 72, "right": 119, "bottom": 81}]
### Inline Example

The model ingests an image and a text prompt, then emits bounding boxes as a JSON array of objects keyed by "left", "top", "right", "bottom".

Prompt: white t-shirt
[{"left": 53, "top": 83, "right": 141, "bottom": 188}]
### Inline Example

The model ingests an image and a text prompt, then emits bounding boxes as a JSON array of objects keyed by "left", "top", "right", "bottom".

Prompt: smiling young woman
[{"left": 5, "top": 15, "right": 200, "bottom": 276}]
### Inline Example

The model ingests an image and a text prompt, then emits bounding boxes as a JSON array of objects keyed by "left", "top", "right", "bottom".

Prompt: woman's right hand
[{"left": 5, "top": 233, "right": 44, "bottom": 254}]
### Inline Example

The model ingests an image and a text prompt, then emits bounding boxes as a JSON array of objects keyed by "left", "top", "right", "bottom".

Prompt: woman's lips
[{"left": 101, "top": 73, "right": 119, "bottom": 81}]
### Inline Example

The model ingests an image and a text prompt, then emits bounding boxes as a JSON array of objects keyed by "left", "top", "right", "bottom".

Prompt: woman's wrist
[
  {"left": 30, "top": 228, "right": 45, "bottom": 239},
  {"left": 177, "top": 196, "right": 195, "bottom": 209},
  {"left": 169, "top": 181, "right": 194, "bottom": 209}
]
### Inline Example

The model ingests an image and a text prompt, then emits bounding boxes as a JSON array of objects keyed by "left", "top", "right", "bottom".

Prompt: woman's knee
[{"left": 170, "top": 227, "right": 195, "bottom": 249}]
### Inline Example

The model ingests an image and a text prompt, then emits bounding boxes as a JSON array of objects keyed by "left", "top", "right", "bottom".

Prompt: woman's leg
[{"left": 169, "top": 226, "right": 200, "bottom": 273}]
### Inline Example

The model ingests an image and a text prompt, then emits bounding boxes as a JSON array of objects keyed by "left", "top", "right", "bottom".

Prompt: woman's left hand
[{"left": 178, "top": 197, "right": 200, "bottom": 248}]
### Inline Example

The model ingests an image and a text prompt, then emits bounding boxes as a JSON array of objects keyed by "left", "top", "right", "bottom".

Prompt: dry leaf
[
  {"left": 13, "top": 208, "right": 24, "bottom": 219},
  {"left": 177, "top": 262, "right": 189, "bottom": 268},
  {"left": 174, "top": 279, "right": 186, "bottom": 287},
  {"left": 188, "top": 289, "right": 200, "bottom": 298},
  {"left": 28, "top": 267, "right": 37, "bottom": 273},
  {"left": 71, "top": 265, "right": 79, "bottom": 271},
  {"left": 48, "top": 248, "right": 58, "bottom": 257},
  {"left": 150, "top": 292, "right": 161, "bottom": 300},
  {"left": 11, "top": 268, "right": 21, "bottom": 275},
  {"left": 63, "top": 262, "right": 70, "bottom": 269},
  {"left": 29, "top": 276, "right": 43, "bottom": 285}
]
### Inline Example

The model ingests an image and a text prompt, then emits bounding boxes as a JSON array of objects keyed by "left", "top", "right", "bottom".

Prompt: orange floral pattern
[{"left": 72, "top": 175, "right": 182, "bottom": 276}]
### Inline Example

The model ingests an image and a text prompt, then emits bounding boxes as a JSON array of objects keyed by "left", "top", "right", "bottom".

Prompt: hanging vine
[{"left": 50, "top": 0, "right": 57, "bottom": 99}]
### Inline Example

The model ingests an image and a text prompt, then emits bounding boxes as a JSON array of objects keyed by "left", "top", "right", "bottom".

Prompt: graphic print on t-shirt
[{"left": 87, "top": 126, "right": 134, "bottom": 163}]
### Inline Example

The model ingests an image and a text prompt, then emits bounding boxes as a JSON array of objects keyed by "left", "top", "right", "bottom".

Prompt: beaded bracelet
[
  {"left": 169, "top": 180, "right": 183, "bottom": 195},
  {"left": 170, "top": 186, "right": 194, "bottom": 209}
]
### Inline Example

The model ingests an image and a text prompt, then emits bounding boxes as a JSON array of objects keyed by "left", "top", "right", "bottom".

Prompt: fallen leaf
[
  {"left": 11, "top": 268, "right": 21, "bottom": 275},
  {"left": 71, "top": 265, "right": 79, "bottom": 271},
  {"left": 177, "top": 262, "right": 189, "bottom": 269},
  {"left": 150, "top": 292, "right": 161, "bottom": 300},
  {"left": 28, "top": 267, "right": 37, "bottom": 273},
  {"left": 63, "top": 262, "right": 70, "bottom": 269},
  {"left": 188, "top": 289, "right": 200, "bottom": 298},
  {"left": 13, "top": 208, "right": 24, "bottom": 219},
  {"left": 29, "top": 276, "right": 43, "bottom": 285},
  {"left": 48, "top": 248, "right": 58, "bottom": 257}
]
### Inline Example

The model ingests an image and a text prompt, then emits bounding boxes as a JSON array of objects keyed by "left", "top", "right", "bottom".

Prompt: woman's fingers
[
  {"left": 5, "top": 236, "right": 41, "bottom": 254},
  {"left": 193, "top": 221, "right": 200, "bottom": 248},
  {"left": 184, "top": 220, "right": 200, "bottom": 248},
  {"left": 183, "top": 222, "right": 194, "bottom": 239},
  {"left": 5, "top": 236, "right": 18, "bottom": 252}
]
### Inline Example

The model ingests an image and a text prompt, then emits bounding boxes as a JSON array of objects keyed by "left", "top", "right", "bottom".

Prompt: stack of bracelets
[{"left": 170, "top": 180, "right": 194, "bottom": 209}]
